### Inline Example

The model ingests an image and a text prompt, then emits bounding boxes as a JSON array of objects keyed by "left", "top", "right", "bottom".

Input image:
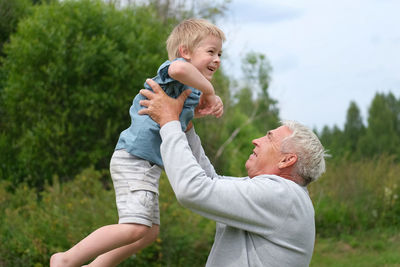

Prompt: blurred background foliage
[{"left": 0, "top": 0, "right": 399, "bottom": 266}]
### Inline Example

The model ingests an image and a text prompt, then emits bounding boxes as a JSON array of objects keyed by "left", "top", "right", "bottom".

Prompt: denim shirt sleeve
[{"left": 155, "top": 57, "right": 187, "bottom": 85}]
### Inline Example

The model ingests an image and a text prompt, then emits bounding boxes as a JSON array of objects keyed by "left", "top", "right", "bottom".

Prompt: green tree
[
  {"left": 318, "top": 125, "right": 333, "bottom": 148},
  {"left": 240, "top": 52, "right": 279, "bottom": 133},
  {"left": 318, "top": 124, "right": 346, "bottom": 161},
  {"left": 358, "top": 92, "right": 400, "bottom": 158},
  {"left": 1, "top": 0, "right": 168, "bottom": 187},
  {"left": 343, "top": 101, "right": 365, "bottom": 157},
  {"left": 0, "top": 0, "right": 33, "bottom": 56}
]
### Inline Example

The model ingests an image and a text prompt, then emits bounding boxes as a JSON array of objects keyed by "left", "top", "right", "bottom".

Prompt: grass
[{"left": 311, "top": 228, "right": 400, "bottom": 267}]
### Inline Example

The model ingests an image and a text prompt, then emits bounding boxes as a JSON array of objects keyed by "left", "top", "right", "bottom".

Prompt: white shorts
[{"left": 110, "top": 149, "right": 162, "bottom": 226}]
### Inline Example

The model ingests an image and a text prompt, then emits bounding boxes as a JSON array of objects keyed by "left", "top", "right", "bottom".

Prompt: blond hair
[{"left": 166, "top": 18, "right": 226, "bottom": 60}]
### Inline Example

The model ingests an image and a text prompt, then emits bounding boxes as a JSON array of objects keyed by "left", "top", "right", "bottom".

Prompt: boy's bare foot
[{"left": 50, "top": 252, "right": 69, "bottom": 267}]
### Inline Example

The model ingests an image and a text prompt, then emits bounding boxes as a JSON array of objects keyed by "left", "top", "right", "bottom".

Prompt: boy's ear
[{"left": 178, "top": 45, "right": 191, "bottom": 60}]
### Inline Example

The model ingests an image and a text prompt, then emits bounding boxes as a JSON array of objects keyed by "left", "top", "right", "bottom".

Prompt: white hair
[{"left": 281, "top": 120, "right": 327, "bottom": 185}]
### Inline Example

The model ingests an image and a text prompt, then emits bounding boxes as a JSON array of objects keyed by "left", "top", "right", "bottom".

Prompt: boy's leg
[
  {"left": 50, "top": 223, "right": 149, "bottom": 267},
  {"left": 86, "top": 180, "right": 161, "bottom": 267},
  {"left": 51, "top": 150, "right": 161, "bottom": 267},
  {"left": 85, "top": 224, "right": 160, "bottom": 267}
]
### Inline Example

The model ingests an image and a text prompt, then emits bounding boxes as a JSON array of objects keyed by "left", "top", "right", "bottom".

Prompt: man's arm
[
  {"left": 185, "top": 125, "right": 218, "bottom": 178},
  {"left": 160, "top": 121, "right": 295, "bottom": 237}
]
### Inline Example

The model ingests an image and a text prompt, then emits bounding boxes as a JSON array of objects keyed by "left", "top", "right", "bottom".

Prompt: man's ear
[
  {"left": 178, "top": 45, "right": 191, "bottom": 60},
  {"left": 278, "top": 153, "right": 297, "bottom": 169}
]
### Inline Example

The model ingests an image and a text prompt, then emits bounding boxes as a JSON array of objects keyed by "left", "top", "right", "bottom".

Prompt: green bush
[
  {"left": 1, "top": 157, "right": 400, "bottom": 266},
  {"left": 0, "top": 0, "right": 169, "bottom": 187},
  {"left": 310, "top": 155, "right": 400, "bottom": 236},
  {"left": 0, "top": 0, "right": 33, "bottom": 54},
  {"left": 0, "top": 169, "right": 215, "bottom": 266},
  {"left": 0, "top": 167, "right": 115, "bottom": 265}
]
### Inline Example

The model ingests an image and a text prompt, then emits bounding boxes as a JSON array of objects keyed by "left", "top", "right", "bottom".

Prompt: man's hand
[
  {"left": 195, "top": 94, "right": 224, "bottom": 118},
  {"left": 138, "top": 79, "right": 192, "bottom": 127}
]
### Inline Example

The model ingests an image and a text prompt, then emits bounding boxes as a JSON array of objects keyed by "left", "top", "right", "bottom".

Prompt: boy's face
[{"left": 183, "top": 35, "right": 222, "bottom": 81}]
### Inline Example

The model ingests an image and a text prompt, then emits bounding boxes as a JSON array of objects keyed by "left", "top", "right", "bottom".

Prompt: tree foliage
[
  {"left": 319, "top": 92, "right": 400, "bottom": 161},
  {"left": 0, "top": 0, "right": 33, "bottom": 55},
  {"left": 0, "top": 0, "right": 168, "bottom": 186},
  {"left": 343, "top": 101, "right": 365, "bottom": 153},
  {"left": 359, "top": 92, "right": 400, "bottom": 157}
]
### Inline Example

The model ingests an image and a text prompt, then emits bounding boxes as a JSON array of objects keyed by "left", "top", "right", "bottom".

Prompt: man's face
[{"left": 245, "top": 126, "right": 293, "bottom": 178}]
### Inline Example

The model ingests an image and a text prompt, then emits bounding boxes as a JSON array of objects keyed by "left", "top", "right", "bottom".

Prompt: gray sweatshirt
[{"left": 160, "top": 121, "right": 315, "bottom": 267}]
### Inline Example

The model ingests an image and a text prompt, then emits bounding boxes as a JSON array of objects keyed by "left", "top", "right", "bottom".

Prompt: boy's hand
[{"left": 195, "top": 94, "right": 224, "bottom": 118}]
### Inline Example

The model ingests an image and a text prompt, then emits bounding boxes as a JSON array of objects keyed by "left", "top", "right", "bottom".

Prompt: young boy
[{"left": 51, "top": 18, "right": 225, "bottom": 267}]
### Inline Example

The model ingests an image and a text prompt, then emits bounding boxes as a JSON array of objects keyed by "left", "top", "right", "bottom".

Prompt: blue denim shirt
[{"left": 115, "top": 58, "right": 201, "bottom": 166}]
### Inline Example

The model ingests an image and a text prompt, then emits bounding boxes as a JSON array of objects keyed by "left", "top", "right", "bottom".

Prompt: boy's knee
[
  {"left": 144, "top": 225, "right": 159, "bottom": 244},
  {"left": 126, "top": 223, "right": 150, "bottom": 242},
  {"left": 150, "top": 225, "right": 160, "bottom": 239}
]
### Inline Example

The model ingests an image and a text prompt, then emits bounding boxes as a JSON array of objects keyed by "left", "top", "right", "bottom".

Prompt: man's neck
[{"left": 281, "top": 174, "right": 305, "bottom": 186}]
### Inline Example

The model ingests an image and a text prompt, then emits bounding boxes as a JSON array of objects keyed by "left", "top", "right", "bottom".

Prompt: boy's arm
[{"left": 168, "top": 60, "right": 214, "bottom": 95}]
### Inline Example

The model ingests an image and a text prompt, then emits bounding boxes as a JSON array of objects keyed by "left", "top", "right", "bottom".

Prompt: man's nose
[{"left": 252, "top": 138, "right": 260, "bottom": 145}]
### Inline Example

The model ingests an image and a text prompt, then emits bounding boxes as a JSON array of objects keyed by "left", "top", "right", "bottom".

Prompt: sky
[{"left": 217, "top": 0, "right": 400, "bottom": 131}]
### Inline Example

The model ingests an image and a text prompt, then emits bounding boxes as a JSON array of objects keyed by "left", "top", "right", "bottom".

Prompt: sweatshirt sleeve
[
  {"left": 185, "top": 126, "right": 218, "bottom": 178},
  {"left": 160, "top": 121, "right": 298, "bottom": 236}
]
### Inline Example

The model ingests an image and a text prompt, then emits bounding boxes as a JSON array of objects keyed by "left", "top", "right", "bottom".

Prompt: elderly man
[{"left": 139, "top": 79, "right": 326, "bottom": 267}]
